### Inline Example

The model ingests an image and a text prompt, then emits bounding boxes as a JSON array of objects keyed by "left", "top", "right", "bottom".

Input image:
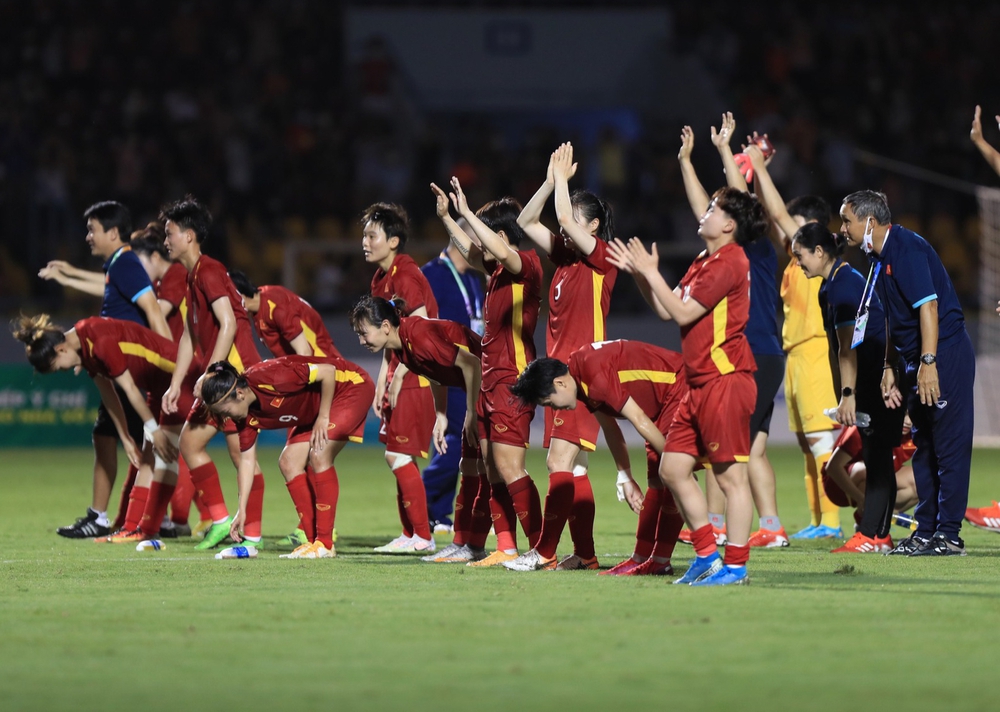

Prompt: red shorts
[
  {"left": 642, "top": 401, "right": 685, "bottom": 480},
  {"left": 288, "top": 379, "right": 374, "bottom": 445},
  {"left": 543, "top": 406, "right": 599, "bottom": 451},
  {"left": 379, "top": 385, "right": 434, "bottom": 459},
  {"left": 664, "top": 372, "right": 755, "bottom": 465},
  {"left": 476, "top": 383, "right": 534, "bottom": 448}
]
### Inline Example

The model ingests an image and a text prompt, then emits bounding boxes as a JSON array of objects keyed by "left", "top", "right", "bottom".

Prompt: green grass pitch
[{"left": 2, "top": 444, "right": 999, "bottom": 711}]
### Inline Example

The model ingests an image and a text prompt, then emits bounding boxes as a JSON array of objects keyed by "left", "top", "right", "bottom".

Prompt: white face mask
[{"left": 861, "top": 217, "right": 874, "bottom": 254}]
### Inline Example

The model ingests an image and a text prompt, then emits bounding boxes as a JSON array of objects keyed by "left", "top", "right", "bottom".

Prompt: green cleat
[
  {"left": 278, "top": 529, "right": 308, "bottom": 548},
  {"left": 193, "top": 519, "right": 233, "bottom": 550}
]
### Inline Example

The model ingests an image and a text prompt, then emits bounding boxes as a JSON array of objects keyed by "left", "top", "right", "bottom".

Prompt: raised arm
[
  {"left": 517, "top": 150, "right": 557, "bottom": 253},
  {"left": 552, "top": 143, "right": 600, "bottom": 256},
  {"left": 711, "top": 112, "right": 749, "bottom": 192},
  {"left": 746, "top": 144, "right": 801, "bottom": 246},
  {"left": 971, "top": 105, "right": 1000, "bottom": 177},
  {"left": 608, "top": 238, "right": 706, "bottom": 326},
  {"left": 431, "top": 183, "right": 486, "bottom": 272},
  {"left": 448, "top": 176, "right": 523, "bottom": 275},
  {"left": 678, "top": 126, "right": 711, "bottom": 219}
]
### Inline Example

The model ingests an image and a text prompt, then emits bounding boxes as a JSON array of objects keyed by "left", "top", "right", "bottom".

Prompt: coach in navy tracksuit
[{"left": 839, "top": 190, "right": 974, "bottom": 556}]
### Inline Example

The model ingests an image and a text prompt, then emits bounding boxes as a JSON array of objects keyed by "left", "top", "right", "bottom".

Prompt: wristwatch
[
  {"left": 841, "top": 387, "right": 854, "bottom": 397},
  {"left": 920, "top": 353, "right": 937, "bottom": 365}
]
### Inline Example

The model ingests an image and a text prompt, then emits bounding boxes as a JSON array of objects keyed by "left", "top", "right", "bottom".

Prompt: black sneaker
[
  {"left": 56, "top": 508, "right": 110, "bottom": 539},
  {"left": 885, "top": 534, "right": 930, "bottom": 556},
  {"left": 909, "top": 531, "right": 966, "bottom": 557}
]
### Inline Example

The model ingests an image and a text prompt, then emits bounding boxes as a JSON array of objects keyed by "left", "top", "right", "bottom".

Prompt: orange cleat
[
  {"left": 748, "top": 527, "right": 790, "bottom": 548},
  {"left": 599, "top": 558, "right": 645, "bottom": 576},
  {"left": 831, "top": 532, "right": 882, "bottom": 553},
  {"left": 623, "top": 558, "right": 674, "bottom": 576},
  {"left": 874, "top": 535, "right": 894, "bottom": 553},
  {"left": 677, "top": 525, "right": 727, "bottom": 546},
  {"left": 965, "top": 501, "right": 1000, "bottom": 533}
]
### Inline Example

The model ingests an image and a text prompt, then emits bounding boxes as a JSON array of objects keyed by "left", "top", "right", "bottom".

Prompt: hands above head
[
  {"left": 678, "top": 125, "right": 695, "bottom": 161},
  {"left": 607, "top": 237, "right": 659, "bottom": 277},
  {"left": 449, "top": 176, "right": 471, "bottom": 217},
  {"left": 551, "top": 142, "right": 578, "bottom": 183},
  {"left": 430, "top": 182, "right": 451, "bottom": 218},
  {"left": 710, "top": 111, "right": 736, "bottom": 149}
]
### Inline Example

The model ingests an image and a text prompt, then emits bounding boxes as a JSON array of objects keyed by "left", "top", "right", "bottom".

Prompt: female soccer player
[
  {"left": 609, "top": 187, "right": 766, "bottom": 587},
  {"left": 512, "top": 142, "right": 618, "bottom": 570},
  {"left": 12, "top": 314, "right": 190, "bottom": 543},
  {"left": 199, "top": 355, "right": 374, "bottom": 559},
  {"left": 350, "top": 295, "right": 490, "bottom": 563},
  {"left": 792, "top": 223, "right": 905, "bottom": 553}
]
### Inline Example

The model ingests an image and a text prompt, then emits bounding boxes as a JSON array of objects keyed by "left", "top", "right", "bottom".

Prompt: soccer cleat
[
  {"left": 748, "top": 527, "right": 790, "bottom": 548},
  {"left": 215, "top": 545, "right": 258, "bottom": 559},
  {"left": 624, "top": 558, "right": 674, "bottom": 576},
  {"left": 791, "top": 524, "right": 843, "bottom": 540},
  {"left": 278, "top": 529, "right": 308, "bottom": 548},
  {"left": 965, "top": 501, "right": 1000, "bottom": 533},
  {"left": 673, "top": 553, "right": 723, "bottom": 585},
  {"left": 690, "top": 565, "right": 748, "bottom": 587},
  {"left": 789, "top": 524, "right": 818, "bottom": 539},
  {"left": 677, "top": 528, "right": 692, "bottom": 544},
  {"left": 373, "top": 534, "right": 415, "bottom": 553},
  {"left": 885, "top": 534, "right": 931, "bottom": 556},
  {"left": 432, "top": 521, "right": 454, "bottom": 535},
  {"left": 502, "top": 549, "right": 557, "bottom": 572},
  {"left": 57, "top": 509, "right": 110, "bottom": 539},
  {"left": 193, "top": 518, "right": 233, "bottom": 550},
  {"left": 109, "top": 528, "right": 147, "bottom": 544},
  {"left": 406, "top": 536, "right": 436, "bottom": 554},
  {"left": 467, "top": 550, "right": 519, "bottom": 568},
  {"left": 599, "top": 557, "right": 646, "bottom": 576},
  {"left": 94, "top": 528, "right": 127, "bottom": 543},
  {"left": 279, "top": 542, "right": 314, "bottom": 559},
  {"left": 191, "top": 519, "right": 213, "bottom": 540},
  {"left": 874, "top": 535, "right": 894, "bottom": 553},
  {"left": 831, "top": 532, "right": 882, "bottom": 553},
  {"left": 164, "top": 522, "right": 192, "bottom": 538},
  {"left": 296, "top": 541, "right": 336, "bottom": 559},
  {"left": 555, "top": 554, "right": 599, "bottom": 571},
  {"left": 677, "top": 525, "right": 727, "bottom": 546},
  {"left": 909, "top": 531, "right": 966, "bottom": 557},
  {"left": 422, "top": 542, "right": 482, "bottom": 562}
]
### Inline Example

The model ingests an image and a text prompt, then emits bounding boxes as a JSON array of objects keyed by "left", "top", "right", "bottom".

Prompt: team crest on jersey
[
  {"left": 553, "top": 417, "right": 564, "bottom": 426},
  {"left": 494, "top": 424, "right": 508, "bottom": 433},
  {"left": 709, "top": 442, "right": 720, "bottom": 452},
  {"left": 316, "top": 504, "right": 331, "bottom": 511},
  {"left": 395, "top": 435, "right": 410, "bottom": 443},
  {"left": 271, "top": 397, "right": 284, "bottom": 407},
  {"left": 249, "top": 418, "right": 259, "bottom": 428}
]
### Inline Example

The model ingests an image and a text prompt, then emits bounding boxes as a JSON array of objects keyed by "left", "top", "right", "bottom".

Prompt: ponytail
[
  {"left": 201, "top": 361, "right": 247, "bottom": 408},
  {"left": 10, "top": 314, "right": 66, "bottom": 373},
  {"left": 570, "top": 190, "right": 616, "bottom": 243},
  {"left": 350, "top": 295, "right": 405, "bottom": 331}
]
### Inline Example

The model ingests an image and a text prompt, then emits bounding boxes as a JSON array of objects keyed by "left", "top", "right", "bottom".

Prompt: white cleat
[
  {"left": 373, "top": 534, "right": 416, "bottom": 553},
  {"left": 502, "top": 548, "right": 557, "bottom": 572}
]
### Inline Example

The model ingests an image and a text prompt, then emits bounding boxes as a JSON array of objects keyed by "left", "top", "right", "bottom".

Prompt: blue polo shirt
[
  {"left": 743, "top": 237, "right": 783, "bottom": 355},
  {"left": 820, "top": 258, "right": 886, "bottom": 364},
  {"left": 100, "top": 245, "right": 154, "bottom": 326},
  {"left": 873, "top": 224, "right": 965, "bottom": 363},
  {"left": 421, "top": 252, "right": 485, "bottom": 333}
]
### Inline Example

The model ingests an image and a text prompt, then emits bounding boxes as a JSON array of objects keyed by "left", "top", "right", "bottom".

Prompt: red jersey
[
  {"left": 833, "top": 425, "right": 917, "bottom": 473},
  {"left": 568, "top": 340, "right": 687, "bottom": 421},
  {"left": 187, "top": 254, "right": 261, "bottom": 372},
  {"left": 156, "top": 262, "right": 188, "bottom": 342},
  {"left": 677, "top": 243, "right": 756, "bottom": 387},
  {"left": 396, "top": 316, "right": 482, "bottom": 390},
  {"left": 546, "top": 236, "right": 617, "bottom": 360},
  {"left": 253, "top": 285, "right": 341, "bottom": 359},
  {"left": 235, "top": 355, "right": 371, "bottom": 450},
  {"left": 75, "top": 317, "right": 177, "bottom": 395},
  {"left": 481, "top": 250, "right": 542, "bottom": 392}
]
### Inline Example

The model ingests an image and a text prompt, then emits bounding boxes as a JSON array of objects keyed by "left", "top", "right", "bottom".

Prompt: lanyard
[
  {"left": 440, "top": 252, "right": 481, "bottom": 322},
  {"left": 857, "top": 261, "right": 882, "bottom": 319}
]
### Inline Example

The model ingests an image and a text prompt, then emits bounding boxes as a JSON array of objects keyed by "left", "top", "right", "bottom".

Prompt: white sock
[
  {"left": 93, "top": 510, "right": 109, "bottom": 527},
  {"left": 212, "top": 517, "right": 229, "bottom": 525}
]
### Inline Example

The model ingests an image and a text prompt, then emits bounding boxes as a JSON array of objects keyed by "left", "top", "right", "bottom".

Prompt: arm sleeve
[
  {"left": 582, "top": 239, "right": 615, "bottom": 274},
  {"left": 830, "top": 280, "right": 861, "bottom": 328},
  {"left": 238, "top": 424, "right": 259, "bottom": 452},
  {"left": 110, "top": 253, "right": 155, "bottom": 304},
  {"left": 271, "top": 298, "right": 305, "bottom": 342},
  {"left": 158, "top": 268, "right": 187, "bottom": 309},
  {"left": 893, "top": 247, "right": 938, "bottom": 309},
  {"left": 392, "top": 271, "right": 429, "bottom": 314},
  {"left": 93, "top": 338, "right": 128, "bottom": 379},
  {"left": 199, "top": 261, "right": 234, "bottom": 304},
  {"left": 687, "top": 256, "right": 740, "bottom": 311}
]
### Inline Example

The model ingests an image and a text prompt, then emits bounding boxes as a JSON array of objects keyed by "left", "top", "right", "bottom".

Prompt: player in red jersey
[
  {"left": 351, "top": 295, "right": 490, "bottom": 563},
  {"left": 159, "top": 196, "right": 265, "bottom": 553},
  {"left": 510, "top": 142, "right": 619, "bottom": 570},
  {"left": 361, "top": 202, "right": 440, "bottom": 553},
  {"left": 609, "top": 186, "right": 767, "bottom": 586},
  {"left": 12, "top": 315, "right": 193, "bottom": 544},
  {"left": 199, "top": 356, "right": 374, "bottom": 559},
  {"left": 511, "top": 340, "right": 690, "bottom": 574},
  {"left": 431, "top": 177, "right": 544, "bottom": 568}
]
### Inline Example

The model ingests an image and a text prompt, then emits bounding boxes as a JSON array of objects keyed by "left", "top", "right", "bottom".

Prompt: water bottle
[
  {"left": 824, "top": 408, "right": 871, "bottom": 427},
  {"left": 892, "top": 512, "right": 917, "bottom": 531}
]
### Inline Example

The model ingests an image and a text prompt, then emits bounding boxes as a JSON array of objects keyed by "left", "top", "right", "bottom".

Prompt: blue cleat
[
  {"left": 791, "top": 524, "right": 843, "bottom": 540},
  {"left": 790, "top": 525, "right": 819, "bottom": 539},
  {"left": 673, "top": 552, "right": 722, "bottom": 585},
  {"left": 690, "top": 565, "right": 748, "bottom": 587}
]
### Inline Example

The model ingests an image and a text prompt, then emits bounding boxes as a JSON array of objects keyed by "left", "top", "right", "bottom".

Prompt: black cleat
[
  {"left": 57, "top": 508, "right": 110, "bottom": 539},
  {"left": 909, "top": 531, "right": 966, "bottom": 557},
  {"left": 885, "top": 534, "right": 930, "bottom": 556}
]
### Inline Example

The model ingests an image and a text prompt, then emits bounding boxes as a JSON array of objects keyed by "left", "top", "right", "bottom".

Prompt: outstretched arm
[
  {"left": 711, "top": 111, "right": 749, "bottom": 192},
  {"left": 745, "top": 144, "right": 801, "bottom": 247},
  {"left": 447, "top": 176, "right": 524, "bottom": 275},
  {"left": 608, "top": 238, "right": 707, "bottom": 326},
  {"left": 38, "top": 261, "right": 105, "bottom": 297},
  {"left": 971, "top": 105, "right": 1000, "bottom": 177},
  {"left": 431, "top": 183, "right": 486, "bottom": 272},
  {"left": 678, "top": 126, "right": 711, "bottom": 219},
  {"left": 552, "top": 143, "right": 599, "bottom": 256},
  {"left": 517, "top": 150, "right": 557, "bottom": 254}
]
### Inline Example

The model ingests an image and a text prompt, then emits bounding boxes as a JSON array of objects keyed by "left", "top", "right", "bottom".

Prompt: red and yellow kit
[
  {"left": 822, "top": 426, "right": 917, "bottom": 507},
  {"left": 233, "top": 355, "right": 373, "bottom": 451},
  {"left": 253, "top": 284, "right": 340, "bottom": 359},
  {"left": 156, "top": 262, "right": 188, "bottom": 342},
  {"left": 395, "top": 316, "right": 482, "bottom": 389},
  {"left": 186, "top": 254, "right": 261, "bottom": 372}
]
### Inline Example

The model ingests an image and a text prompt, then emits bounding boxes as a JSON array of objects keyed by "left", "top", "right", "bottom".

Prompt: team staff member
[
  {"left": 510, "top": 341, "right": 688, "bottom": 576},
  {"left": 610, "top": 186, "right": 766, "bottom": 587},
  {"left": 840, "top": 190, "right": 975, "bottom": 556},
  {"left": 38, "top": 201, "right": 171, "bottom": 539},
  {"left": 362, "top": 202, "right": 440, "bottom": 554},
  {"left": 199, "top": 357, "right": 373, "bottom": 560},
  {"left": 792, "top": 223, "right": 904, "bottom": 554}
]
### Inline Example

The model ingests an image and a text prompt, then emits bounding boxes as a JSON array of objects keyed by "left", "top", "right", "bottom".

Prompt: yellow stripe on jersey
[
  {"left": 417, "top": 375, "right": 430, "bottom": 387},
  {"left": 179, "top": 297, "right": 187, "bottom": 325},
  {"left": 258, "top": 384, "right": 276, "bottom": 392},
  {"left": 300, "top": 321, "right": 327, "bottom": 357},
  {"left": 454, "top": 343, "right": 470, "bottom": 352},
  {"left": 511, "top": 283, "right": 527, "bottom": 373},
  {"left": 710, "top": 297, "right": 736, "bottom": 375},
  {"left": 118, "top": 342, "right": 176, "bottom": 373},
  {"left": 268, "top": 300, "right": 277, "bottom": 320},
  {"left": 592, "top": 272, "right": 605, "bottom": 342},
  {"left": 580, "top": 381, "right": 590, "bottom": 397},
  {"left": 308, "top": 364, "right": 319, "bottom": 384},
  {"left": 227, "top": 345, "right": 245, "bottom": 373},
  {"left": 617, "top": 369, "right": 677, "bottom": 385},
  {"left": 335, "top": 369, "right": 366, "bottom": 385}
]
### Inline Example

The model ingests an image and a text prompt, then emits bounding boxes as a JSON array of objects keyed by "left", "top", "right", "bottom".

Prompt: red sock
[
  {"left": 113, "top": 464, "right": 139, "bottom": 531},
  {"left": 634, "top": 486, "right": 664, "bottom": 559},
  {"left": 724, "top": 543, "right": 750, "bottom": 567},
  {"left": 140, "top": 481, "right": 176, "bottom": 538},
  {"left": 490, "top": 482, "right": 518, "bottom": 552},
  {"left": 651, "top": 491, "right": 684, "bottom": 560},
  {"left": 170, "top": 458, "right": 194, "bottom": 525},
  {"left": 243, "top": 473, "right": 265, "bottom": 538},
  {"left": 188, "top": 462, "right": 229, "bottom": 521},
  {"left": 507, "top": 476, "right": 542, "bottom": 549},
  {"left": 468, "top": 475, "right": 493, "bottom": 550},
  {"left": 452, "top": 475, "right": 479, "bottom": 546},
  {"left": 568, "top": 473, "right": 596, "bottom": 559},
  {"left": 285, "top": 474, "right": 315, "bottom": 540},
  {"left": 309, "top": 467, "right": 339, "bottom": 549},
  {"left": 535, "top": 471, "right": 574, "bottom": 559},
  {"left": 193, "top": 487, "right": 211, "bottom": 523},
  {"left": 394, "top": 462, "right": 430, "bottom": 540},
  {"left": 123, "top": 485, "right": 149, "bottom": 532},
  {"left": 395, "top": 481, "right": 413, "bottom": 537},
  {"left": 691, "top": 523, "right": 718, "bottom": 558}
]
